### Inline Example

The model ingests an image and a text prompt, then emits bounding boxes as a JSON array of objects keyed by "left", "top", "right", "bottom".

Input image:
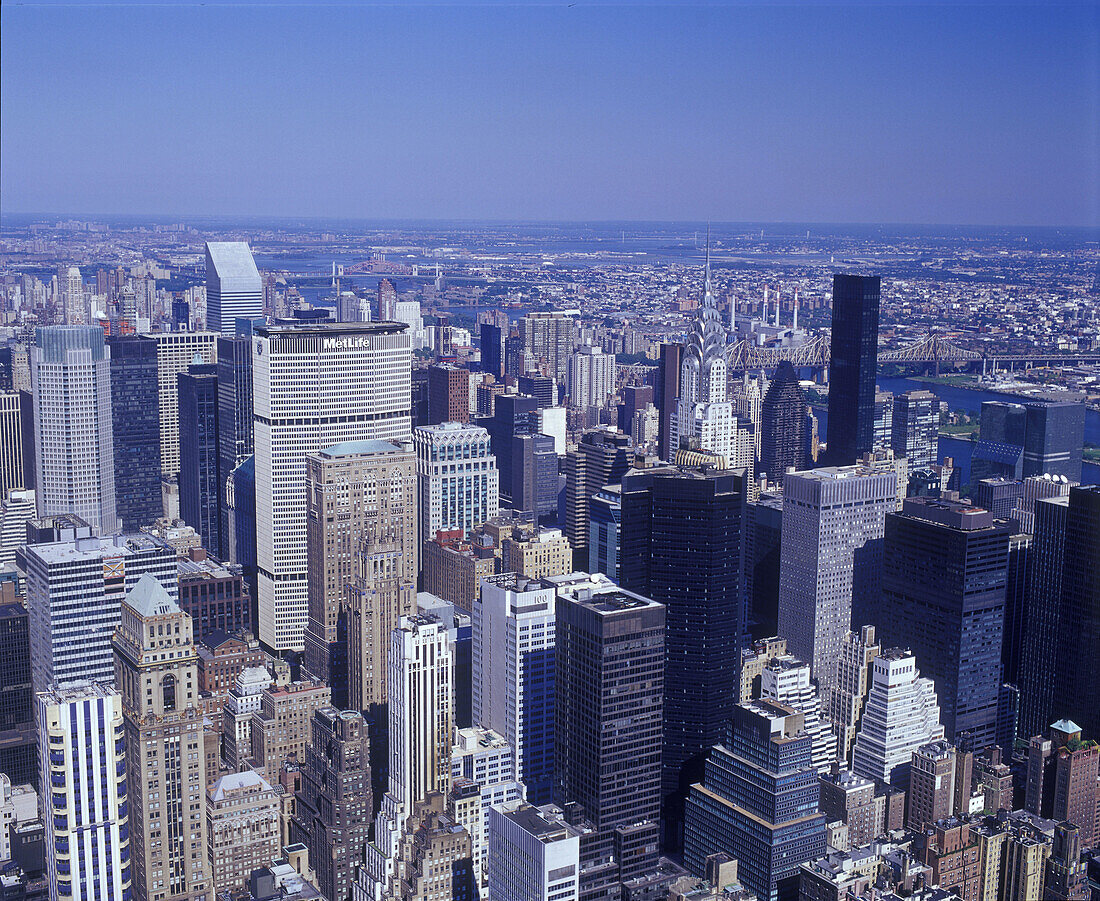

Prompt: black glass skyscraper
[
  {"left": 106, "top": 335, "right": 161, "bottom": 531},
  {"left": 480, "top": 322, "right": 504, "bottom": 378},
  {"left": 217, "top": 330, "right": 256, "bottom": 561},
  {"left": 619, "top": 465, "right": 745, "bottom": 849},
  {"left": 0, "top": 602, "right": 36, "bottom": 788},
  {"left": 178, "top": 363, "right": 220, "bottom": 554},
  {"left": 759, "top": 361, "right": 808, "bottom": 483},
  {"left": 877, "top": 497, "right": 1010, "bottom": 750},
  {"left": 973, "top": 400, "right": 1085, "bottom": 484},
  {"left": 824, "top": 274, "right": 880, "bottom": 466}
]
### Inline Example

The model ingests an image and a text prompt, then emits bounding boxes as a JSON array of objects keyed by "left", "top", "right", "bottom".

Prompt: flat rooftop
[{"left": 255, "top": 321, "right": 407, "bottom": 337}]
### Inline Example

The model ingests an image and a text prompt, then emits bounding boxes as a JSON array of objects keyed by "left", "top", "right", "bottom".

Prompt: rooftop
[
  {"left": 209, "top": 769, "right": 273, "bottom": 801},
  {"left": 125, "top": 573, "right": 181, "bottom": 619},
  {"left": 205, "top": 241, "right": 260, "bottom": 281},
  {"left": 255, "top": 320, "right": 407, "bottom": 337},
  {"left": 317, "top": 438, "right": 407, "bottom": 458}
]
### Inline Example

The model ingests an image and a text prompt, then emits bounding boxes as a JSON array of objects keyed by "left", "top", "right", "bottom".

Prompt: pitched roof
[{"left": 125, "top": 573, "right": 180, "bottom": 618}]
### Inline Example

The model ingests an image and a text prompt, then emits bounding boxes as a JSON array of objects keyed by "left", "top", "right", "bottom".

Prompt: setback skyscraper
[
  {"left": 205, "top": 241, "right": 263, "bottom": 334},
  {"left": 824, "top": 274, "right": 880, "bottom": 466}
]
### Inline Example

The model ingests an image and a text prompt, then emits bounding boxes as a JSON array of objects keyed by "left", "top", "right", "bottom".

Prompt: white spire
[
  {"left": 774, "top": 289, "right": 781, "bottom": 327},
  {"left": 793, "top": 290, "right": 799, "bottom": 330}
]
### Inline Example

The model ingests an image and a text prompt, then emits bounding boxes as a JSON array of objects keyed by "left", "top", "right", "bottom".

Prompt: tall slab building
[
  {"left": 205, "top": 241, "right": 263, "bottom": 335},
  {"left": 824, "top": 274, "right": 880, "bottom": 466},
  {"left": 253, "top": 321, "right": 411, "bottom": 652},
  {"left": 107, "top": 335, "right": 162, "bottom": 531}
]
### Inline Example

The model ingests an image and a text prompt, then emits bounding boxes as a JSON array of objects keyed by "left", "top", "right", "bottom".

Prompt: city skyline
[{"left": 3, "top": 3, "right": 1098, "bottom": 226}]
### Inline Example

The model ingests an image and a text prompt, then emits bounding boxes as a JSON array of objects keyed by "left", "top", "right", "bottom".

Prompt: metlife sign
[{"left": 322, "top": 336, "right": 374, "bottom": 351}]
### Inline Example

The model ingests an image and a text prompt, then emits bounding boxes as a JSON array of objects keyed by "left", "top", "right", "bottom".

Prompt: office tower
[
  {"left": 172, "top": 297, "right": 190, "bottom": 330},
  {"left": 302, "top": 439, "right": 416, "bottom": 703},
  {"left": 744, "top": 495, "right": 783, "bottom": 640},
  {"left": 1025, "top": 720, "right": 1099, "bottom": 847},
  {"left": 562, "top": 428, "right": 631, "bottom": 569},
  {"left": 217, "top": 324, "right": 259, "bottom": 561},
  {"left": 518, "top": 374, "right": 556, "bottom": 408},
  {"left": 551, "top": 573, "right": 664, "bottom": 889},
  {"left": 0, "top": 489, "right": 36, "bottom": 565},
  {"left": 683, "top": 701, "right": 825, "bottom": 901},
  {"left": 415, "top": 423, "right": 499, "bottom": 549},
  {"left": 225, "top": 455, "right": 256, "bottom": 589},
  {"left": 205, "top": 241, "right": 262, "bottom": 334},
  {"left": 513, "top": 433, "right": 558, "bottom": 524},
  {"left": 817, "top": 770, "right": 878, "bottom": 849},
  {"left": 37, "top": 682, "right": 131, "bottom": 901},
  {"left": 206, "top": 772, "right": 280, "bottom": 895},
  {"left": 519, "top": 311, "right": 576, "bottom": 384},
  {"left": 254, "top": 322, "right": 411, "bottom": 652},
  {"left": 777, "top": 464, "right": 897, "bottom": 705},
  {"left": 30, "top": 327, "right": 117, "bottom": 534},
  {"left": 22, "top": 532, "right": 176, "bottom": 693},
  {"left": 830, "top": 625, "right": 881, "bottom": 767},
  {"left": 488, "top": 803, "right": 582, "bottom": 901},
  {"left": 1017, "top": 495, "right": 1069, "bottom": 740},
  {"left": 588, "top": 485, "right": 621, "bottom": 581},
  {"left": 59, "top": 266, "right": 83, "bottom": 323},
  {"left": 106, "top": 336, "right": 161, "bottom": 531},
  {"left": 760, "top": 656, "right": 838, "bottom": 773},
  {"left": 474, "top": 574, "right": 556, "bottom": 804},
  {"left": 871, "top": 390, "right": 893, "bottom": 455},
  {"left": 337, "top": 291, "right": 372, "bottom": 322},
  {"left": 1045, "top": 822, "right": 1088, "bottom": 901},
  {"left": 0, "top": 391, "right": 23, "bottom": 498},
  {"left": 619, "top": 465, "right": 744, "bottom": 846},
  {"left": 617, "top": 384, "right": 653, "bottom": 435},
  {"left": 568, "top": 344, "right": 615, "bottom": 411},
  {"left": 246, "top": 679, "right": 332, "bottom": 783},
  {"left": 974, "top": 400, "right": 1085, "bottom": 484},
  {"left": 759, "top": 361, "right": 807, "bottom": 483},
  {"left": 656, "top": 343, "right": 682, "bottom": 463},
  {"left": 112, "top": 574, "right": 210, "bottom": 901},
  {"left": 824, "top": 274, "right": 880, "bottom": 466},
  {"left": 378, "top": 278, "right": 399, "bottom": 319},
  {"left": 1012, "top": 473, "right": 1076, "bottom": 535},
  {"left": 0, "top": 603, "right": 35, "bottom": 788},
  {"left": 411, "top": 368, "right": 430, "bottom": 426},
  {"left": 974, "top": 478, "right": 1023, "bottom": 520},
  {"left": 150, "top": 332, "right": 217, "bottom": 478},
  {"left": 738, "top": 636, "right": 788, "bottom": 704},
  {"left": 481, "top": 323, "right": 505, "bottom": 378},
  {"left": 178, "top": 362, "right": 221, "bottom": 552},
  {"left": 877, "top": 498, "right": 1010, "bottom": 748},
  {"left": 178, "top": 550, "right": 250, "bottom": 638},
  {"left": 1053, "top": 486, "right": 1100, "bottom": 738},
  {"left": 17, "top": 387, "right": 34, "bottom": 491},
  {"left": 851, "top": 650, "right": 945, "bottom": 789},
  {"left": 293, "top": 707, "right": 372, "bottom": 901},
  {"left": 907, "top": 740, "right": 956, "bottom": 831},
  {"left": 501, "top": 526, "right": 571, "bottom": 580},
  {"left": 891, "top": 390, "right": 939, "bottom": 470},
  {"left": 428, "top": 363, "right": 471, "bottom": 425}
]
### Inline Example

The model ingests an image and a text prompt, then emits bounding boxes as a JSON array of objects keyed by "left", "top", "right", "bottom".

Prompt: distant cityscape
[{"left": 0, "top": 216, "right": 1096, "bottom": 901}]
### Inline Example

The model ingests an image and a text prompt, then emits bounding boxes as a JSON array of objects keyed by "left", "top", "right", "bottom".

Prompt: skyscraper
[
  {"left": 31, "top": 326, "right": 117, "bottom": 535},
  {"left": 253, "top": 321, "right": 411, "bottom": 652},
  {"left": 550, "top": 572, "right": 664, "bottom": 890},
  {"left": 759, "top": 361, "right": 807, "bottom": 483},
  {"left": 519, "top": 311, "right": 576, "bottom": 384},
  {"left": 112, "top": 574, "right": 210, "bottom": 901},
  {"left": 427, "top": 363, "right": 471, "bottom": 425},
  {"left": 683, "top": 701, "right": 825, "bottom": 901},
  {"left": 562, "top": 428, "right": 632, "bottom": 569},
  {"left": 973, "top": 400, "right": 1085, "bottom": 483},
  {"left": 656, "top": 343, "right": 682, "bottom": 463},
  {"left": 178, "top": 362, "right": 221, "bottom": 552},
  {"left": 474, "top": 574, "right": 557, "bottom": 804},
  {"left": 760, "top": 655, "right": 838, "bottom": 773},
  {"left": 217, "top": 322, "right": 259, "bottom": 561},
  {"left": 619, "top": 464, "right": 745, "bottom": 847},
  {"left": 877, "top": 497, "right": 1010, "bottom": 749},
  {"left": 487, "top": 803, "right": 582, "bottom": 901},
  {"left": 907, "top": 740, "right": 956, "bottom": 831},
  {"left": 37, "top": 682, "right": 132, "bottom": 901},
  {"left": 415, "top": 423, "right": 499, "bottom": 550},
  {"left": 106, "top": 335, "right": 162, "bottom": 531},
  {"left": 22, "top": 532, "right": 177, "bottom": 693},
  {"left": 0, "top": 603, "right": 35, "bottom": 787},
  {"left": 480, "top": 323, "right": 505, "bottom": 378},
  {"left": 824, "top": 274, "right": 880, "bottom": 466},
  {"left": 777, "top": 464, "right": 897, "bottom": 706},
  {"left": 205, "top": 241, "right": 263, "bottom": 335},
  {"left": 150, "top": 331, "right": 217, "bottom": 478},
  {"left": 851, "top": 650, "right": 945, "bottom": 789},
  {"left": 0, "top": 391, "right": 24, "bottom": 499},
  {"left": 567, "top": 344, "right": 616, "bottom": 411},
  {"left": 890, "top": 390, "right": 939, "bottom": 470}
]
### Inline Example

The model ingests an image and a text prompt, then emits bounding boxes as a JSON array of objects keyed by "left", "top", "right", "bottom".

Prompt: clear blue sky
[{"left": 2, "top": 1, "right": 1098, "bottom": 225}]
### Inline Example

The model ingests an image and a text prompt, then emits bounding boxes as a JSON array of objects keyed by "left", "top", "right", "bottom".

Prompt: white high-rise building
[
  {"left": 0, "top": 489, "right": 35, "bottom": 564},
  {"left": 149, "top": 331, "right": 217, "bottom": 478},
  {"left": 205, "top": 242, "right": 263, "bottom": 334},
  {"left": 474, "top": 573, "right": 556, "bottom": 804},
  {"left": 31, "top": 326, "right": 117, "bottom": 535},
  {"left": 415, "top": 422, "right": 499, "bottom": 548},
  {"left": 253, "top": 322, "right": 411, "bottom": 651},
  {"left": 38, "top": 681, "right": 132, "bottom": 901},
  {"left": 380, "top": 296, "right": 424, "bottom": 349},
  {"left": 61, "top": 266, "right": 83, "bottom": 324},
  {"left": 22, "top": 532, "right": 177, "bottom": 694},
  {"left": 0, "top": 390, "right": 26, "bottom": 497},
  {"left": 567, "top": 345, "right": 615, "bottom": 410},
  {"left": 777, "top": 463, "right": 898, "bottom": 705},
  {"left": 487, "top": 802, "right": 581, "bottom": 901},
  {"left": 1013, "top": 473, "right": 1077, "bottom": 535},
  {"left": 851, "top": 649, "right": 945, "bottom": 789},
  {"left": 760, "top": 655, "right": 839, "bottom": 773}
]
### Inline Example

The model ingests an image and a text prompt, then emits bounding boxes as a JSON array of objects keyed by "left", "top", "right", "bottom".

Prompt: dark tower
[
  {"left": 0, "top": 603, "right": 36, "bottom": 787},
  {"left": 824, "top": 274, "right": 880, "bottom": 466},
  {"left": 178, "top": 363, "right": 221, "bottom": 554},
  {"left": 759, "top": 361, "right": 808, "bottom": 483},
  {"left": 619, "top": 465, "right": 745, "bottom": 849},
  {"left": 217, "top": 328, "right": 256, "bottom": 561},
  {"left": 480, "top": 323, "right": 504, "bottom": 379},
  {"left": 877, "top": 497, "right": 1010, "bottom": 750},
  {"left": 106, "top": 335, "right": 162, "bottom": 531},
  {"left": 656, "top": 343, "right": 682, "bottom": 463}
]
